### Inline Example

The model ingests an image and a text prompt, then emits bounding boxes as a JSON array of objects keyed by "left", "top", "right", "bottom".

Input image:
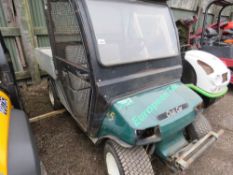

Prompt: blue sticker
[{"left": 0, "top": 97, "right": 7, "bottom": 115}]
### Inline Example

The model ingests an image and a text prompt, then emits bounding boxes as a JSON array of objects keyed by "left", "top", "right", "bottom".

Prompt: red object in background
[
  {"left": 193, "top": 21, "right": 233, "bottom": 39},
  {"left": 221, "top": 58, "right": 233, "bottom": 67},
  {"left": 224, "top": 22, "right": 233, "bottom": 30}
]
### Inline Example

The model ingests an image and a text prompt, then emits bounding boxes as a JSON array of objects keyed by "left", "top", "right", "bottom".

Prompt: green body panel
[
  {"left": 98, "top": 82, "right": 202, "bottom": 148},
  {"left": 156, "top": 131, "right": 188, "bottom": 159},
  {"left": 97, "top": 107, "right": 137, "bottom": 144},
  {"left": 187, "top": 84, "right": 228, "bottom": 99}
]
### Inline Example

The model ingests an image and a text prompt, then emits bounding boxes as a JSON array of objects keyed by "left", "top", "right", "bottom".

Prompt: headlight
[
  {"left": 197, "top": 60, "right": 214, "bottom": 75},
  {"left": 136, "top": 126, "right": 161, "bottom": 145},
  {"left": 222, "top": 72, "right": 228, "bottom": 83}
]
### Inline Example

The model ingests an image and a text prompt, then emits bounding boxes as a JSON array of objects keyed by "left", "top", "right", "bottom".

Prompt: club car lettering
[
  {"left": 131, "top": 84, "right": 179, "bottom": 127},
  {"left": 167, "top": 105, "right": 183, "bottom": 117},
  {"left": 157, "top": 103, "right": 188, "bottom": 121}
]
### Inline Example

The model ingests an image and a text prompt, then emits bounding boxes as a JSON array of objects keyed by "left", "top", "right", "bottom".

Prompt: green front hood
[{"left": 98, "top": 82, "right": 202, "bottom": 145}]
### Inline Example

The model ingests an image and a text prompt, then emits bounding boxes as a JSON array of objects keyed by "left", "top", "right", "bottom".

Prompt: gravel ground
[{"left": 19, "top": 80, "right": 233, "bottom": 175}]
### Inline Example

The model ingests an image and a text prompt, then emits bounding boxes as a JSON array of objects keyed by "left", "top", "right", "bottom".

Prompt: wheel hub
[
  {"left": 106, "top": 152, "right": 120, "bottom": 175},
  {"left": 48, "top": 87, "right": 55, "bottom": 106}
]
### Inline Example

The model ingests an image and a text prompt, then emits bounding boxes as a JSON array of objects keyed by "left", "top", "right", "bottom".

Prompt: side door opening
[{"left": 48, "top": 0, "right": 92, "bottom": 130}]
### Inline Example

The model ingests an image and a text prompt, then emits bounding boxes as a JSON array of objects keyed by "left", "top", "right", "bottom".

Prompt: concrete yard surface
[{"left": 20, "top": 80, "right": 233, "bottom": 175}]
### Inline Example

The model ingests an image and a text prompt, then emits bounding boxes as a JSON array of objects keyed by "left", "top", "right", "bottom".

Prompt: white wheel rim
[
  {"left": 48, "top": 87, "right": 55, "bottom": 106},
  {"left": 106, "top": 152, "right": 120, "bottom": 175}
]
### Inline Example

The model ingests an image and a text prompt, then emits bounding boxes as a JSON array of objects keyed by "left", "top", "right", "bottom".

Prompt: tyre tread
[
  {"left": 187, "top": 114, "right": 212, "bottom": 139},
  {"left": 106, "top": 141, "right": 154, "bottom": 175}
]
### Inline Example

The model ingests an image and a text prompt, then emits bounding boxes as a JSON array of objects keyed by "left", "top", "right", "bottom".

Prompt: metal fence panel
[
  {"left": 0, "top": 1, "right": 24, "bottom": 72},
  {"left": 28, "top": 0, "right": 50, "bottom": 47}
]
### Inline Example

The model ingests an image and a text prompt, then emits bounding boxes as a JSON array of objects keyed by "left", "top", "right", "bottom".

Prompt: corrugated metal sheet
[
  {"left": 168, "top": 0, "right": 199, "bottom": 11},
  {"left": 0, "top": 0, "right": 23, "bottom": 71},
  {"left": 28, "top": 0, "right": 50, "bottom": 47},
  {"left": 170, "top": 0, "right": 233, "bottom": 16},
  {"left": 37, "top": 36, "right": 49, "bottom": 47},
  {"left": 172, "top": 9, "right": 196, "bottom": 21}
]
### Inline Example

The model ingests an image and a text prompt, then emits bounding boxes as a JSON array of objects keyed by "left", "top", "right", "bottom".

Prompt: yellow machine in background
[
  {"left": 0, "top": 91, "right": 12, "bottom": 175},
  {"left": 0, "top": 31, "right": 40, "bottom": 175}
]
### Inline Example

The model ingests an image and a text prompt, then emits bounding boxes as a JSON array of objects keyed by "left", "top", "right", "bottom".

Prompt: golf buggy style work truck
[
  {"left": 198, "top": 0, "right": 233, "bottom": 84},
  {"left": 0, "top": 32, "right": 40, "bottom": 175},
  {"left": 176, "top": 18, "right": 231, "bottom": 107},
  {"left": 36, "top": 0, "right": 223, "bottom": 174}
]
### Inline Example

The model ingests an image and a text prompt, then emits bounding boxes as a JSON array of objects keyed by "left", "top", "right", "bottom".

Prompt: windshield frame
[{"left": 84, "top": 0, "right": 180, "bottom": 67}]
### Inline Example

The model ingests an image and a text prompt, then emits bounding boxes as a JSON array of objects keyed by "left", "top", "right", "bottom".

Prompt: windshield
[{"left": 86, "top": 0, "right": 179, "bottom": 66}]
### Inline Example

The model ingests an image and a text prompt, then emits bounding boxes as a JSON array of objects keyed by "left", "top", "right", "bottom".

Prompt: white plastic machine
[{"left": 184, "top": 50, "right": 230, "bottom": 94}]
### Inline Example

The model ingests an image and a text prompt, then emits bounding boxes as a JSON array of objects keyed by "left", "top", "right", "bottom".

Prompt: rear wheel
[
  {"left": 48, "top": 78, "right": 62, "bottom": 109},
  {"left": 104, "top": 141, "right": 154, "bottom": 175},
  {"left": 186, "top": 114, "right": 212, "bottom": 140}
]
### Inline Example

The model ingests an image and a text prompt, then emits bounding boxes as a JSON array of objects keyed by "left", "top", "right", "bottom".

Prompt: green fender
[{"left": 187, "top": 84, "right": 228, "bottom": 99}]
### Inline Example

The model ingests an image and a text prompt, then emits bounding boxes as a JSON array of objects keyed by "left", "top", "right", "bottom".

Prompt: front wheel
[
  {"left": 202, "top": 95, "right": 216, "bottom": 108},
  {"left": 104, "top": 141, "right": 154, "bottom": 175},
  {"left": 186, "top": 114, "right": 212, "bottom": 140}
]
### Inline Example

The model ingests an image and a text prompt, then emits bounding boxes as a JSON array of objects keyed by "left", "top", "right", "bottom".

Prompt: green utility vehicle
[{"left": 36, "top": 0, "right": 223, "bottom": 174}]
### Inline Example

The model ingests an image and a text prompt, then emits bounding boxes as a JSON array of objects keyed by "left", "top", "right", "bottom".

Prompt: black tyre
[
  {"left": 186, "top": 114, "right": 212, "bottom": 140},
  {"left": 48, "top": 78, "right": 62, "bottom": 109},
  {"left": 104, "top": 141, "right": 154, "bottom": 175},
  {"left": 202, "top": 95, "right": 216, "bottom": 108}
]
